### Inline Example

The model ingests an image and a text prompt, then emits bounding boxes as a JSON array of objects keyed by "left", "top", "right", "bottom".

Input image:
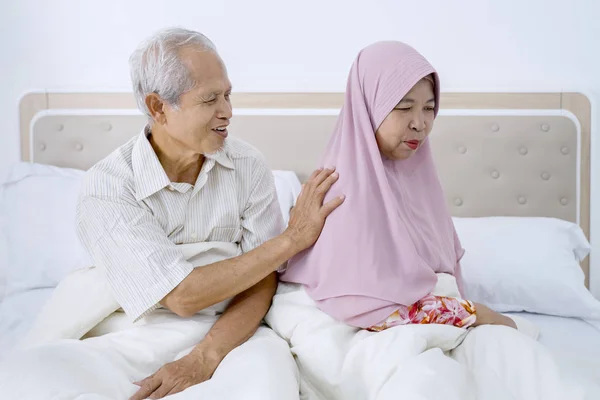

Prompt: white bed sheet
[
  {"left": 507, "top": 312, "right": 600, "bottom": 386},
  {"left": 0, "top": 287, "right": 55, "bottom": 358}
]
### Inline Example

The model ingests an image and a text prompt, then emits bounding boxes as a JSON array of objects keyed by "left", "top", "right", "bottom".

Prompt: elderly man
[{"left": 0, "top": 28, "right": 343, "bottom": 399}]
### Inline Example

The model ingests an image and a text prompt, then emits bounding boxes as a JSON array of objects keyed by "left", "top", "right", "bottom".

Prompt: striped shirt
[{"left": 76, "top": 127, "right": 284, "bottom": 321}]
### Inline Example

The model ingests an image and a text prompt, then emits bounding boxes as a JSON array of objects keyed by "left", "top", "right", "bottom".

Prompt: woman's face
[{"left": 375, "top": 77, "right": 436, "bottom": 160}]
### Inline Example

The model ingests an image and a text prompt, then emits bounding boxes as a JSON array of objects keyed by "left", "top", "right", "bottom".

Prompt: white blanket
[
  {"left": 0, "top": 242, "right": 300, "bottom": 399},
  {"left": 265, "top": 280, "right": 596, "bottom": 400},
  {"left": 20, "top": 241, "right": 242, "bottom": 348}
]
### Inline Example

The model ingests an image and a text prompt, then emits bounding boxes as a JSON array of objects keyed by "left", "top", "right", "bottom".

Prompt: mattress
[
  {"left": 507, "top": 312, "right": 600, "bottom": 389},
  {"left": 0, "top": 289, "right": 599, "bottom": 384}
]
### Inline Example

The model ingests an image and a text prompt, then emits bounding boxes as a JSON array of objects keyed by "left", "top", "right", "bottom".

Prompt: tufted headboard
[{"left": 19, "top": 91, "right": 592, "bottom": 285}]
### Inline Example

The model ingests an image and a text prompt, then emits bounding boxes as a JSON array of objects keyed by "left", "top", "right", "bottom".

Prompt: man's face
[{"left": 160, "top": 48, "right": 232, "bottom": 155}]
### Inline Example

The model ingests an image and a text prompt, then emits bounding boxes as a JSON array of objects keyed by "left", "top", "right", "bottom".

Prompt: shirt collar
[
  {"left": 132, "top": 126, "right": 172, "bottom": 201},
  {"left": 132, "top": 126, "right": 235, "bottom": 201},
  {"left": 205, "top": 143, "right": 235, "bottom": 170}
]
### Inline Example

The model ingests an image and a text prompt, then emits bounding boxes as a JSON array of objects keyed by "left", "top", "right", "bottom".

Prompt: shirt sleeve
[
  {"left": 240, "top": 157, "right": 285, "bottom": 254},
  {"left": 76, "top": 193, "right": 194, "bottom": 322}
]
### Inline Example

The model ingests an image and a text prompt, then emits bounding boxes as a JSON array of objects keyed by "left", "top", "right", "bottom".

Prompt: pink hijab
[{"left": 280, "top": 41, "right": 465, "bottom": 328}]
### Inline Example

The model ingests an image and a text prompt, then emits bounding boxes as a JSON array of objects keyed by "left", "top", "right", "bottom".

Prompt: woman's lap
[{"left": 368, "top": 294, "right": 477, "bottom": 331}]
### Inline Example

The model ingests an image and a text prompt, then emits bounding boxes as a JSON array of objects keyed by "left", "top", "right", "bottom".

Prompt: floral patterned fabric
[{"left": 368, "top": 294, "right": 477, "bottom": 332}]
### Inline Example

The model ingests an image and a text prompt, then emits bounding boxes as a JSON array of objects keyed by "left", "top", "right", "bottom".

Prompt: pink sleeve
[
  {"left": 455, "top": 260, "right": 466, "bottom": 298},
  {"left": 453, "top": 226, "right": 467, "bottom": 298}
]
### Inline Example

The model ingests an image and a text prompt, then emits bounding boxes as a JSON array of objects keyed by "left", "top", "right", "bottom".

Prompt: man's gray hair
[{"left": 129, "top": 27, "right": 217, "bottom": 120}]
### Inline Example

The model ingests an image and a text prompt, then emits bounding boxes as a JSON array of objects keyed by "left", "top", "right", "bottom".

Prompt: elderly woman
[
  {"left": 269, "top": 41, "right": 591, "bottom": 400},
  {"left": 280, "top": 41, "right": 522, "bottom": 333}
]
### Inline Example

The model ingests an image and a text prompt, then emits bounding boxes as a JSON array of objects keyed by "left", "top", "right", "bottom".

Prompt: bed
[
  {"left": 0, "top": 288, "right": 55, "bottom": 351},
  {"left": 1, "top": 90, "right": 599, "bottom": 396}
]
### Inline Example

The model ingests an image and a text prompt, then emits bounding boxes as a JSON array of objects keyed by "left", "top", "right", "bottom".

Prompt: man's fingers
[
  {"left": 149, "top": 382, "right": 172, "bottom": 400},
  {"left": 312, "top": 167, "right": 336, "bottom": 187},
  {"left": 307, "top": 167, "right": 323, "bottom": 183},
  {"left": 134, "top": 376, "right": 149, "bottom": 386},
  {"left": 295, "top": 184, "right": 307, "bottom": 203},
  {"left": 129, "top": 376, "right": 161, "bottom": 400},
  {"left": 320, "top": 195, "right": 346, "bottom": 217},
  {"left": 316, "top": 171, "right": 339, "bottom": 195},
  {"left": 297, "top": 167, "right": 336, "bottom": 204},
  {"left": 302, "top": 167, "right": 325, "bottom": 192},
  {"left": 303, "top": 167, "right": 335, "bottom": 192},
  {"left": 165, "top": 384, "right": 186, "bottom": 397},
  {"left": 135, "top": 373, "right": 154, "bottom": 386}
]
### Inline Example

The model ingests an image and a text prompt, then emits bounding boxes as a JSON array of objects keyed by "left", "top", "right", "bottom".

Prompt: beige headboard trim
[
  {"left": 562, "top": 93, "right": 592, "bottom": 242},
  {"left": 19, "top": 91, "right": 592, "bottom": 287},
  {"left": 20, "top": 91, "right": 587, "bottom": 148}
]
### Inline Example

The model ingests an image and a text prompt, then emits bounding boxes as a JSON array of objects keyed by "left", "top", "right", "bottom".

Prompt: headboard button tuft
[{"left": 519, "top": 147, "right": 528, "bottom": 155}]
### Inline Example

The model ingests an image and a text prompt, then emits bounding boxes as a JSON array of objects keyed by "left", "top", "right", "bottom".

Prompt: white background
[{"left": 1, "top": 0, "right": 599, "bottom": 294}]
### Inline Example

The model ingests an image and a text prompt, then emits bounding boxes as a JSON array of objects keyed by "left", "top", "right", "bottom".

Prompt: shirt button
[
  {"left": 191, "top": 232, "right": 198, "bottom": 240},
  {"left": 167, "top": 185, "right": 175, "bottom": 191}
]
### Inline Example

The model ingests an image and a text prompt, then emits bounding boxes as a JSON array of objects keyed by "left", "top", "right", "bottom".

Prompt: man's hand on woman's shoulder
[{"left": 283, "top": 167, "right": 345, "bottom": 253}]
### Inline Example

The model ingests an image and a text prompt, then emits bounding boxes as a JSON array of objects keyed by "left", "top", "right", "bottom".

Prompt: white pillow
[
  {"left": 0, "top": 162, "right": 302, "bottom": 297},
  {"left": 0, "top": 163, "right": 91, "bottom": 297},
  {"left": 453, "top": 216, "right": 600, "bottom": 321},
  {"left": 272, "top": 170, "right": 302, "bottom": 225},
  {"left": 0, "top": 214, "right": 8, "bottom": 303}
]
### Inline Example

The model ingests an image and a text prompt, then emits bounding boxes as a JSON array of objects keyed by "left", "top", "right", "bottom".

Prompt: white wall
[{"left": 1, "top": 0, "right": 600, "bottom": 291}]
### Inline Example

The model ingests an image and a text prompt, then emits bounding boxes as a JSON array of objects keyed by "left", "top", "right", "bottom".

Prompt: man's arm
[
  {"left": 131, "top": 274, "right": 279, "bottom": 400},
  {"left": 160, "top": 235, "right": 294, "bottom": 316},
  {"left": 159, "top": 156, "right": 289, "bottom": 317},
  {"left": 161, "top": 166, "right": 342, "bottom": 317},
  {"left": 195, "top": 272, "right": 277, "bottom": 362}
]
